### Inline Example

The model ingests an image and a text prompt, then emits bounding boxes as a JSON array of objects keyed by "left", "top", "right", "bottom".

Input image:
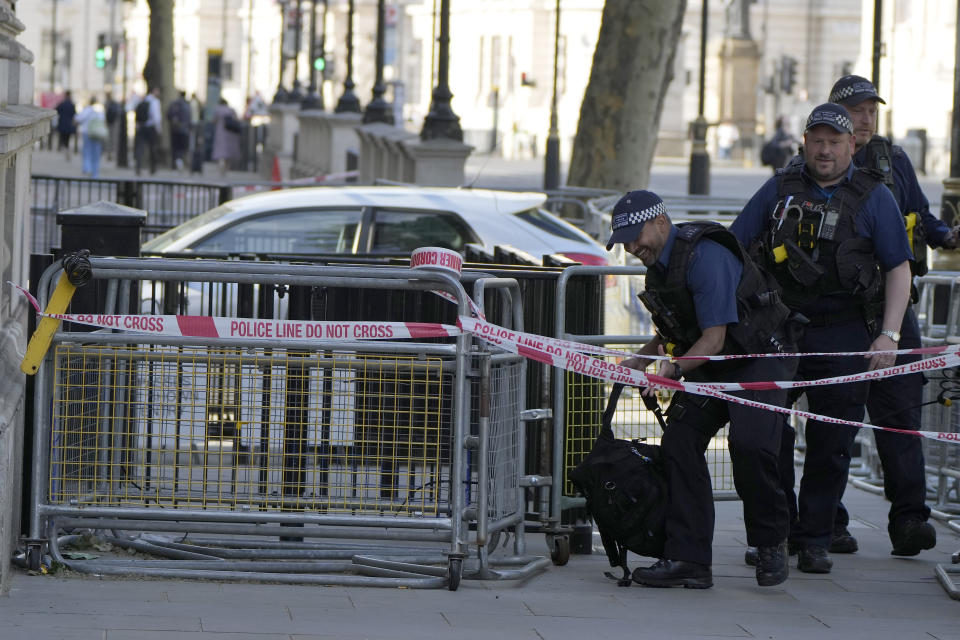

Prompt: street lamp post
[
  {"left": 688, "top": 0, "right": 710, "bottom": 195},
  {"left": 273, "top": 0, "right": 289, "bottom": 103},
  {"left": 301, "top": 0, "right": 322, "bottom": 109},
  {"left": 420, "top": 0, "right": 462, "bottom": 140},
  {"left": 289, "top": 0, "right": 305, "bottom": 102},
  {"left": 871, "top": 0, "right": 883, "bottom": 90},
  {"left": 49, "top": 0, "right": 59, "bottom": 93},
  {"left": 543, "top": 0, "right": 561, "bottom": 191},
  {"left": 934, "top": 0, "right": 960, "bottom": 328},
  {"left": 941, "top": 0, "right": 960, "bottom": 234},
  {"left": 363, "top": 0, "right": 394, "bottom": 123},
  {"left": 335, "top": 0, "right": 362, "bottom": 113}
]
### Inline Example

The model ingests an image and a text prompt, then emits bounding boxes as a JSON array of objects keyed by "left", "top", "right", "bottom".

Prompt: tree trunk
[
  {"left": 567, "top": 0, "right": 686, "bottom": 191},
  {"left": 143, "top": 0, "right": 175, "bottom": 160}
]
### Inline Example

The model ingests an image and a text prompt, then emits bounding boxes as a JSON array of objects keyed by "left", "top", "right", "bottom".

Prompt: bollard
[{"left": 56, "top": 201, "right": 146, "bottom": 319}]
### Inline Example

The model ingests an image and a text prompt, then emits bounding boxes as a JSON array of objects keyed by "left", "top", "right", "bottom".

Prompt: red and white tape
[
  {"left": 45, "top": 313, "right": 461, "bottom": 341},
  {"left": 458, "top": 315, "right": 960, "bottom": 445},
  {"left": 12, "top": 259, "right": 960, "bottom": 444}
]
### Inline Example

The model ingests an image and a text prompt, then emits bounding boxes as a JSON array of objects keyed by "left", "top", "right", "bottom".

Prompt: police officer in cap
[
  {"left": 609, "top": 189, "right": 798, "bottom": 588},
  {"left": 824, "top": 74, "right": 948, "bottom": 556},
  {"left": 732, "top": 103, "right": 912, "bottom": 574}
]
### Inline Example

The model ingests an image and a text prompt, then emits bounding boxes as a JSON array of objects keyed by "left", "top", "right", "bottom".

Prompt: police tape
[
  {"left": 458, "top": 315, "right": 956, "bottom": 392},
  {"left": 457, "top": 312, "right": 959, "bottom": 361},
  {"left": 458, "top": 314, "right": 960, "bottom": 445},
  {"left": 11, "top": 280, "right": 960, "bottom": 444},
  {"left": 39, "top": 312, "right": 462, "bottom": 341}
]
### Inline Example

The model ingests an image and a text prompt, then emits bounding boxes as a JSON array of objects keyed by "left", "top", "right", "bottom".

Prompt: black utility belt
[{"left": 802, "top": 308, "right": 865, "bottom": 328}]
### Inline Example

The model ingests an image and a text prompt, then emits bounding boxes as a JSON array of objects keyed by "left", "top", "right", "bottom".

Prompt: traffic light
[
  {"left": 95, "top": 34, "right": 107, "bottom": 69},
  {"left": 780, "top": 55, "right": 797, "bottom": 94}
]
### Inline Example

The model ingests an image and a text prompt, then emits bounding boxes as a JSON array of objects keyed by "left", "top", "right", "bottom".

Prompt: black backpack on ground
[{"left": 569, "top": 383, "right": 668, "bottom": 587}]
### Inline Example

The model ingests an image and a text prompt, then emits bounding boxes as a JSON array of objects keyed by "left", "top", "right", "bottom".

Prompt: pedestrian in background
[
  {"left": 134, "top": 87, "right": 162, "bottom": 176},
  {"left": 212, "top": 98, "right": 242, "bottom": 178},
  {"left": 55, "top": 90, "right": 77, "bottom": 161},
  {"left": 716, "top": 121, "right": 739, "bottom": 160},
  {"left": 760, "top": 117, "right": 797, "bottom": 172},
  {"left": 74, "top": 96, "right": 107, "bottom": 178},
  {"left": 104, "top": 87, "right": 123, "bottom": 162},
  {"left": 167, "top": 90, "right": 192, "bottom": 171}
]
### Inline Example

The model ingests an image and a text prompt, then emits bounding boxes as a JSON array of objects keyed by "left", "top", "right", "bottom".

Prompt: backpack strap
[
  {"left": 599, "top": 384, "right": 667, "bottom": 440},
  {"left": 601, "top": 540, "right": 633, "bottom": 587}
]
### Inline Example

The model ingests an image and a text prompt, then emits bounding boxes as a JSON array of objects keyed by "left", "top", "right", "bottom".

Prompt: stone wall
[{"left": 0, "top": 0, "right": 55, "bottom": 596}]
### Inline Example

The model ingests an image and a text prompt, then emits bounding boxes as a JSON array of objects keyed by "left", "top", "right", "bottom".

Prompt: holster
[{"left": 784, "top": 238, "right": 825, "bottom": 287}]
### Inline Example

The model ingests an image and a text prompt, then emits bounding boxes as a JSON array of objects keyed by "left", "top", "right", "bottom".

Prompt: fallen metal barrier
[{"left": 26, "top": 257, "right": 548, "bottom": 589}]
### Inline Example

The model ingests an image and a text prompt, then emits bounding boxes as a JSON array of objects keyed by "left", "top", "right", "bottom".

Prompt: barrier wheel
[
  {"left": 550, "top": 534, "right": 570, "bottom": 566},
  {"left": 26, "top": 545, "right": 42, "bottom": 572},
  {"left": 447, "top": 557, "right": 463, "bottom": 591}
]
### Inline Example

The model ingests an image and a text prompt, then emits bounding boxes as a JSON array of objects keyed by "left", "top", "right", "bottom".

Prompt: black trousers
[
  {"left": 134, "top": 126, "right": 158, "bottom": 174},
  {"left": 835, "top": 306, "right": 930, "bottom": 536},
  {"left": 661, "top": 355, "right": 796, "bottom": 566},
  {"left": 790, "top": 320, "right": 871, "bottom": 549}
]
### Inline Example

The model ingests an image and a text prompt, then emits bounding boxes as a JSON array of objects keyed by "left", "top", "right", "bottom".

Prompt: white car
[{"left": 143, "top": 186, "right": 610, "bottom": 265}]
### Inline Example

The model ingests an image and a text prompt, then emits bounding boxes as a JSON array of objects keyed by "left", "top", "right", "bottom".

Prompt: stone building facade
[{"left": 0, "top": 0, "right": 53, "bottom": 596}]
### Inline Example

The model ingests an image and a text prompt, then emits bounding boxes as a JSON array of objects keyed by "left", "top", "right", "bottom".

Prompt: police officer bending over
[
  {"left": 824, "top": 74, "right": 949, "bottom": 557},
  {"left": 731, "top": 103, "right": 912, "bottom": 574},
  {"left": 609, "top": 190, "right": 798, "bottom": 588}
]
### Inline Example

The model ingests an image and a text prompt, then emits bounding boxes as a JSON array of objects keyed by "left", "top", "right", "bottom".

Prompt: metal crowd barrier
[
  {"left": 26, "top": 257, "right": 547, "bottom": 589},
  {"left": 581, "top": 193, "right": 745, "bottom": 243},
  {"left": 838, "top": 273, "right": 960, "bottom": 599}
]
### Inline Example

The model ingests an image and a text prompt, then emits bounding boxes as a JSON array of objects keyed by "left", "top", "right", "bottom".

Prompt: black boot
[
  {"left": 890, "top": 518, "right": 936, "bottom": 556},
  {"left": 797, "top": 545, "right": 833, "bottom": 574},
  {"left": 756, "top": 542, "right": 789, "bottom": 586},
  {"left": 632, "top": 559, "right": 713, "bottom": 589},
  {"left": 829, "top": 525, "right": 859, "bottom": 554}
]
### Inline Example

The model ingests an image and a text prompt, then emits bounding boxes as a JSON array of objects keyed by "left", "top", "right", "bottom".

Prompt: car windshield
[
  {"left": 189, "top": 209, "right": 363, "bottom": 254},
  {"left": 514, "top": 207, "right": 594, "bottom": 242},
  {"left": 143, "top": 202, "right": 241, "bottom": 250}
]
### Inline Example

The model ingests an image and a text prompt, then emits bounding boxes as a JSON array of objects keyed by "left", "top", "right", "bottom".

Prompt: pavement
[{"left": 1, "top": 482, "right": 958, "bottom": 640}]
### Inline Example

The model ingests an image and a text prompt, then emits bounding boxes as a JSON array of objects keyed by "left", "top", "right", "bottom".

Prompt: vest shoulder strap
[{"left": 665, "top": 222, "right": 743, "bottom": 290}]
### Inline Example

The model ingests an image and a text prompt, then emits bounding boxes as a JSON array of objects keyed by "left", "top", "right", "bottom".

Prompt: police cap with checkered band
[
  {"left": 605, "top": 190, "right": 668, "bottom": 250},
  {"left": 828, "top": 74, "right": 886, "bottom": 107},
  {"left": 804, "top": 103, "right": 854, "bottom": 135}
]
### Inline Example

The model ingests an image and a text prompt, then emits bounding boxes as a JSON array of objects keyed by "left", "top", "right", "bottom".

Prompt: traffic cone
[{"left": 271, "top": 155, "right": 282, "bottom": 189}]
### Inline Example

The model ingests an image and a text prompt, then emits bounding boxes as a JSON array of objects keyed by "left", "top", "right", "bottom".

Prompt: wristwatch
[{"left": 880, "top": 329, "right": 901, "bottom": 343}]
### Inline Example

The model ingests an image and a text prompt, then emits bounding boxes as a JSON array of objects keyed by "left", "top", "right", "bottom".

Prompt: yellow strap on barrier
[
  {"left": 21, "top": 273, "right": 77, "bottom": 375},
  {"left": 904, "top": 212, "right": 918, "bottom": 252}
]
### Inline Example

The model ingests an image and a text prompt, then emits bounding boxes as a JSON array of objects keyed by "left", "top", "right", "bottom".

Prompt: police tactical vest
[
  {"left": 640, "top": 222, "right": 791, "bottom": 364},
  {"left": 863, "top": 135, "right": 927, "bottom": 276},
  {"left": 765, "top": 164, "right": 884, "bottom": 313}
]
